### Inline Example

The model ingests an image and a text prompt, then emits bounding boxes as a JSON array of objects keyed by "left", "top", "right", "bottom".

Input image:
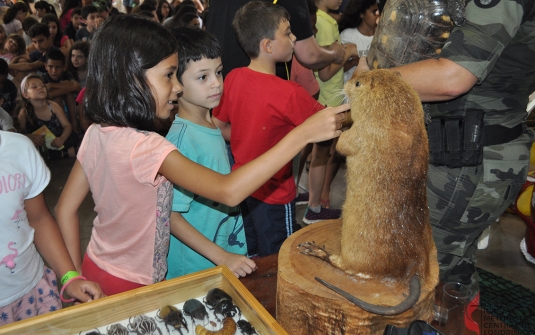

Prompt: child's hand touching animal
[{"left": 298, "top": 103, "right": 350, "bottom": 144}]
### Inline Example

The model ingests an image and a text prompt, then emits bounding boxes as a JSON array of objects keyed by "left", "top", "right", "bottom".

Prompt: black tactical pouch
[{"left": 427, "top": 110, "right": 484, "bottom": 168}]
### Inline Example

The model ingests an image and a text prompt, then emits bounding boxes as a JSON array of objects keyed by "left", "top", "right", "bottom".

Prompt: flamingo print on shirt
[{"left": 0, "top": 242, "right": 18, "bottom": 273}]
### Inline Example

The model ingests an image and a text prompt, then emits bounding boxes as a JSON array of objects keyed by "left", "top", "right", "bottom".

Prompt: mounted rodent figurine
[{"left": 299, "top": 69, "right": 435, "bottom": 315}]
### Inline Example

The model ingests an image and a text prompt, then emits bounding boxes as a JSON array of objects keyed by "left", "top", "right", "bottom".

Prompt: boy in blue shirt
[{"left": 165, "top": 26, "right": 257, "bottom": 279}]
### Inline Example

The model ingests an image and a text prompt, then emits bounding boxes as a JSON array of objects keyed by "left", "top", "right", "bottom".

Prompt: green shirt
[{"left": 315, "top": 9, "right": 344, "bottom": 107}]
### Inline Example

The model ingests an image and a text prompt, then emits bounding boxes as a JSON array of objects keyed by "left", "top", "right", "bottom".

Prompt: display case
[{"left": 0, "top": 266, "right": 287, "bottom": 335}]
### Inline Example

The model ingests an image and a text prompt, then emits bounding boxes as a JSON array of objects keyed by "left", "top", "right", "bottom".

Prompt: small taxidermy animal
[{"left": 299, "top": 69, "right": 434, "bottom": 315}]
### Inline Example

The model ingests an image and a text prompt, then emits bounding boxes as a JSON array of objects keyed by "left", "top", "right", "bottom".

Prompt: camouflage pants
[{"left": 427, "top": 131, "right": 534, "bottom": 296}]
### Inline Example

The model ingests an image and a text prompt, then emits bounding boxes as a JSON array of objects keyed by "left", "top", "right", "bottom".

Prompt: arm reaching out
[{"left": 160, "top": 103, "right": 349, "bottom": 207}]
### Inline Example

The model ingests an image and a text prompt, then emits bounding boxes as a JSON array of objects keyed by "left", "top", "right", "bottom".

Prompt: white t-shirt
[
  {"left": 341, "top": 28, "right": 374, "bottom": 83},
  {"left": 0, "top": 131, "right": 50, "bottom": 306}
]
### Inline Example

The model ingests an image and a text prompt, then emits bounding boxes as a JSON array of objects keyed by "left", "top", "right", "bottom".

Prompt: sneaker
[
  {"left": 303, "top": 206, "right": 341, "bottom": 224},
  {"left": 295, "top": 192, "right": 309, "bottom": 205}
]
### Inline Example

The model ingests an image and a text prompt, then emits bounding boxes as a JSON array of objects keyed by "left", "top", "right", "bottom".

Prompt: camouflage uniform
[{"left": 427, "top": 0, "right": 535, "bottom": 294}]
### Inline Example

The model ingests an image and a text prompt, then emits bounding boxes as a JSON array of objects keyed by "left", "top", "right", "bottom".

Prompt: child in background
[
  {"left": 34, "top": 1, "right": 58, "bottom": 19},
  {"left": 0, "top": 59, "right": 18, "bottom": 115},
  {"left": 212, "top": 2, "right": 344, "bottom": 257},
  {"left": 75, "top": 5, "right": 101, "bottom": 42},
  {"left": 166, "top": 27, "right": 254, "bottom": 279},
  {"left": 42, "top": 49, "right": 81, "bottom": 134},
  {"left": 22, "top": 17, "right": 39, "bottom": 50},
  {"left": 292, "top": 0, "right": 321, "bottom": 205},
  {"left": 55, "top": 15, "right": 346, "bottom": 296},
  {"left": 41, "top": 14, "right": 72, "bottom": 56},
  {"left": 0, "top": 131, "right": 103, "bottom": 326},
  {"left": 302, "top": 0, "right": 358, "bottom": 223},
  {"left": 2, "top": 2, "right": 28, "bottom": 36},
  {"left": 339, "top": 0, "right": 379, "bottom": 83},
  {"left": 68, "top": 41, "right": 89, "bottom": 88},
  {"left": 59, "top": 0, "right": 82, "bottom": 31},
  {"left": 0, "top": 34, "right": 26, "bottom": 63},
  {"left": 9, "top": 23, "right": 60, "bottom": 88},
  {"left": 64, "top": 9, "right": 82, "bottom": 44},
  {"left": 17, "top": 74, "right": 78, "bottom": 158},
  {"left": 0, "top": 26, "right": 6, "bottom": 52}
]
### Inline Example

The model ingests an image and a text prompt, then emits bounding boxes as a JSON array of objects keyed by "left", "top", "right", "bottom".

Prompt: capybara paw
[{"left": 297, "top": 241, "right": 331, "bottom": 260}]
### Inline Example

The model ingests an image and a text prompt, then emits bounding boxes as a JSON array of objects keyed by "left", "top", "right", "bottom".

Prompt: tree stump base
[{"left": 276, "top": 220, "right": 439, "bottom": 335}]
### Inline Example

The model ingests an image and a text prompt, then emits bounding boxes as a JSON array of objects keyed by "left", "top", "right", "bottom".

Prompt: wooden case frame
[{"left": 0, "top": 266, "right": 287, "bottom": 335}]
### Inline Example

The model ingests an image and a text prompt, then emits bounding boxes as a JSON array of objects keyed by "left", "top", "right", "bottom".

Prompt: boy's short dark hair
[
  {"left": 22, "top": 17, "right": 39, "bottom": 33},
  {"left": 46, "top": 49, "right": 66, "bottom": 64},
  {"left": 232, "top": 1, "right": 290, "bottom": 59},
  {"left": 138, "top": 2, "right": 156, "bottom": 12},
  {"left": 81, "top": 5, "right": 99, "bottom": 19},
  {"left": 0, "top": 58, "right": 9, "bottom": 76},
  {"left": 28, "top": 23, "right": 51, "bottom": 39},
  {"left": 72, "top": 8, "right": 82, "bottom": 17},
  {"left": 171, "top": 26, "right": 221, "bottom": 83}
]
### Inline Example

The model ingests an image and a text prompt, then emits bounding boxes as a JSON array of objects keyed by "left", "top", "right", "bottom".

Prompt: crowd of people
[{"left": 1, "top": 0, "right": 534, "bottom": 331}]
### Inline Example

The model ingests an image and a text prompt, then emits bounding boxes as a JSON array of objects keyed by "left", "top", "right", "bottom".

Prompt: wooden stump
[{"left": 276, "top": 220, "right": 439, "bottom": 335}]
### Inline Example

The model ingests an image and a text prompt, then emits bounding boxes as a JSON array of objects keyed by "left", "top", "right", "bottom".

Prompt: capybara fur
[{"left": 334, "top": 69, "right": 433, "bottom": 283}]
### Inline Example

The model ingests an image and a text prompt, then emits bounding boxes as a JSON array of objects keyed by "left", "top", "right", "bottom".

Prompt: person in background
[
  {"left": 0, "top": 34, "right": 25, "bottom": 63},
  {"left": 22, "top": 16, "right": 38, "bottom": 50},
  {"left": 60, "top": 0, "right": 83, "bottom": 30},
  {"left": 301, "top": 0, "right": 358, "bottom": 224},
  {"left": 41, "top": 14, "right": 72, "bottom": 56},
  {"left": 0, "top": 59, "right": 17, "bottom": 115},
  {"left": 157, "top": 0, "right": 172, "bottom": 24},
  {"left": 68, "top": 41, "right": 89, "bottom": 88},
  {"left": 34, "top": 1, "right": 58, "bottom": 19},
  {"left": 64, "top": 8, "right": 82, "bottom": 43},
  {"left": 2, "top": 2, "right": 29, "bottom": 36},
  {"left": 75, "top": 5, "right": 101, "bottom": 42}
]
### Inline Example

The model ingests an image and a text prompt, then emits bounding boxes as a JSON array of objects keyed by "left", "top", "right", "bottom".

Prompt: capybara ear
[{"left": 370, "top": 76, "right": 376, "bottom": 89}]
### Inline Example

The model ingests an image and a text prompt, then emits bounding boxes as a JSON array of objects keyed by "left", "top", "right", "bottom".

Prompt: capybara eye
[{"left": 355, "top": 81, "right": 361, "bottom": 87}]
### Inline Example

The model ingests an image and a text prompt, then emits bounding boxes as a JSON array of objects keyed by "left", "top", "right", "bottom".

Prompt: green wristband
[{"left": 61, "top": 270, "right": 80, "bottom": 286}]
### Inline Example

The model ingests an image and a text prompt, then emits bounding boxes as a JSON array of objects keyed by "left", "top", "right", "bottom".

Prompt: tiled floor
[{"left": 44, "top": 156, "right": 535, "bottom": 291}]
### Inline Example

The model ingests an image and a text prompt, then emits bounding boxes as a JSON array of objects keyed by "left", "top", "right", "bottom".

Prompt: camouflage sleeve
[{"left": 441, "top": 0, "right": 526, "bottom": 84}]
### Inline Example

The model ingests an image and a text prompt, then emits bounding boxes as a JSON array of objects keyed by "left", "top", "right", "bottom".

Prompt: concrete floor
[{"left": 44, "top": 156, "right": 535, "bottom": 291}]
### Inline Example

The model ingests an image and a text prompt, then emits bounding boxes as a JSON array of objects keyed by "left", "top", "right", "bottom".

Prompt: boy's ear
[{"left": 261, "top": 38, "right": 272, "bottom": 54}]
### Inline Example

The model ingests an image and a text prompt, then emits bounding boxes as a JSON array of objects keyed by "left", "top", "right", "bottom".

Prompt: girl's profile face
[
  {"left": 23, "top": 78, "right": 47, "bottom": 100},
  {"left": 71, "top": 49, "right": 87, "bottom": 68},
  {"left": 48, "top": 22, "right": 58, "bottom": 37},
  {"left": 145, "top": 53, "right": 183, "bottom": 119}
]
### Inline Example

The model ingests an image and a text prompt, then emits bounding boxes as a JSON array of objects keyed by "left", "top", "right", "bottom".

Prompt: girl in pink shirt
[{"left": 55, "top": 14, "right": 348, "bottom": 296}]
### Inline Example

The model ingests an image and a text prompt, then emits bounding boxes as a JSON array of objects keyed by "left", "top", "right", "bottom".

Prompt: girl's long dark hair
[
  {"left": 85, "top": 14, "right": 178, "bottom": 132},
  {"left": 35, "top": 1, "right": 58, "bottom": 16},
  {"left": 3, "top": 2, "right": 29, "bottom": 25},
  {"left": 338, "top": 0, "right": 377, "bottom": 32},
  {"left": 41, "top": 14, "right": 64, "bottom": 48},
  {"left": 68, "top": 41, "right": 90, "bottom": 80}
]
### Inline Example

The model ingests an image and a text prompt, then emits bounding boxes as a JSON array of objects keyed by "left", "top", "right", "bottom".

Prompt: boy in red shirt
[{"left": 213, "top": 1, "right": 325, "bottom": 256}]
